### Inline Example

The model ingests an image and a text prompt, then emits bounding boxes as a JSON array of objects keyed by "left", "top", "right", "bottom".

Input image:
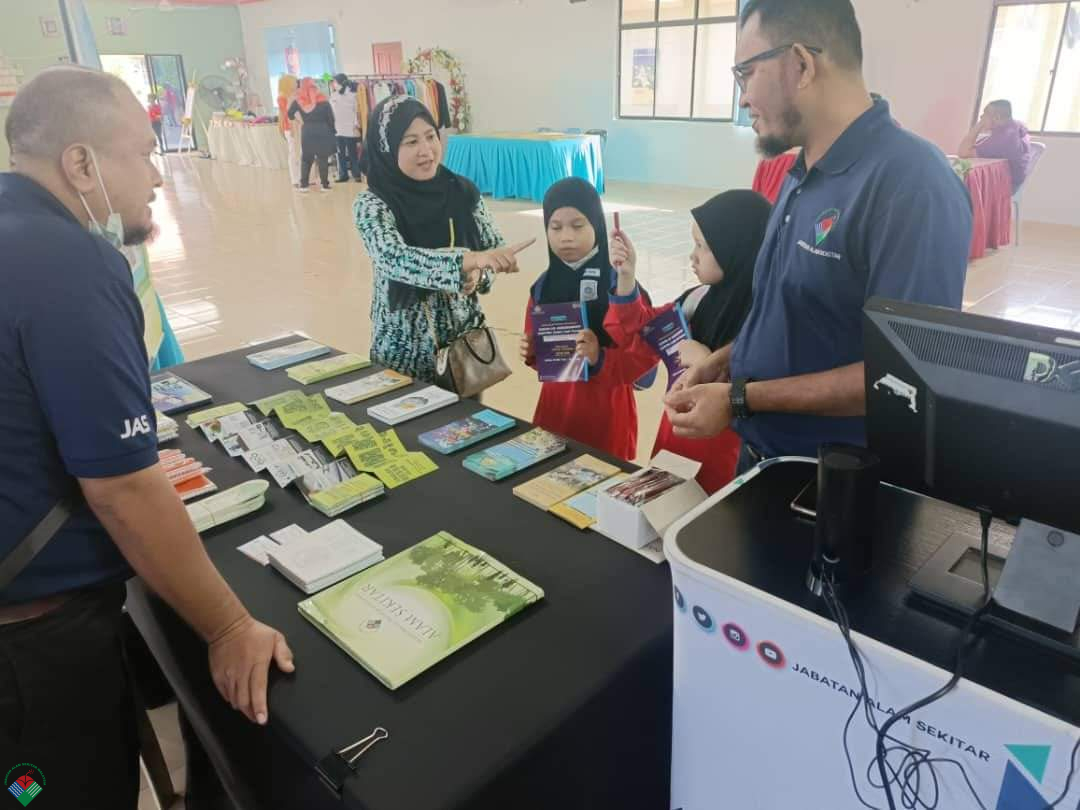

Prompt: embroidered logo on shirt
[
  {"left": 814, "top": 208, "right": 841, "bottom": 246},
  {"left": 121, "top": 415, "right": 152, "bottom": 439},
  {"left": 583, "top": 267, "right": 602, "bottom": 278}
]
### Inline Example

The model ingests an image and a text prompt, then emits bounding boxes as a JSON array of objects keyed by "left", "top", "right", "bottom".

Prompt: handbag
[{"left": 424, "top": 295, "right": 511, "bottom": 398}]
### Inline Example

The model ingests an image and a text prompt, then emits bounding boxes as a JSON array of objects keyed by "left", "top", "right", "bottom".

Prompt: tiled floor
[{"left": 137, "top": 154, "right": 1080, "bottom": 809}]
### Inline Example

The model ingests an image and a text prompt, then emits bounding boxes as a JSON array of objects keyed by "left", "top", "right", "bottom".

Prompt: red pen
[{"left": 612, "top": 212, "right": 623, "bottom": 268}]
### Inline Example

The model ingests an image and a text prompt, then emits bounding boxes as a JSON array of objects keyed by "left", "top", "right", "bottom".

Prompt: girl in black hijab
[
  {"left": 522, "top": 178, "right": 658, "bottom": 461},
  {"left": 606, "top": 189, "right": 772, "bottom": 490},
  {"left": 355, "top": 95, "right": 531, "bottom": 382}
]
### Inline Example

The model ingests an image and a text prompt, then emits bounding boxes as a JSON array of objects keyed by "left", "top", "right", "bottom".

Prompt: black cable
[
  {"left": 873, "top": 507, "right": 995, "bottom": 810},
  {"left": 1047, "top": 734, "right": 1080, "bottom": 808},
  {"left": 824, "top": 577, "right": 980, "bottom": 810}
]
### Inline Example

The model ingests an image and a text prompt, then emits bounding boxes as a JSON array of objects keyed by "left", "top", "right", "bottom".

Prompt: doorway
[{"left": 101, "top": 53, "right": 189, "bottom": 151}]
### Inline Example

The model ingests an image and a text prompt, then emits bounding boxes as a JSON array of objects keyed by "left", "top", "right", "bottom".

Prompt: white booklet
[
  {"left": 367, "top": 385, "right": 459, "bottom": 426},
  {"left": 267, "top": 520, "right": 384, "bottom": 593}
]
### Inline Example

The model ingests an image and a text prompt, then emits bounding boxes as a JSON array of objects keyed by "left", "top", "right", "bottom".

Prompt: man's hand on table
[{"left": 209, "top": 614, "right": 296, "bottom": 725}]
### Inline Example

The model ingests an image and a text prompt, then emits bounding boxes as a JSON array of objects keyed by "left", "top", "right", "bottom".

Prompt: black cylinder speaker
[{"left": 807, "top": 443, "right": 881, "bottom": 594}]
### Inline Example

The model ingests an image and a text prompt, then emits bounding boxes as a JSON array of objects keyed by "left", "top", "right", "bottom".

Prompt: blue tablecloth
[{"left": 444, "top": 134, "right": 605, "bottom": 202}]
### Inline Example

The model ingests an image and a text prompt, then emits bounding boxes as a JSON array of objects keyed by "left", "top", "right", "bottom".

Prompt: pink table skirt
[{"left": 965, "top": 159, "right": 1012, "bottom": 260}]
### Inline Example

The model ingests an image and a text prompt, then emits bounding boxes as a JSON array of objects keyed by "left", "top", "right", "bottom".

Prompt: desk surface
[
  {"left": 670, "top": 459, "right": 1080, "bottom": 728},
  {"left": 130, "top": 338, "right": 673, "bottom": 810}
]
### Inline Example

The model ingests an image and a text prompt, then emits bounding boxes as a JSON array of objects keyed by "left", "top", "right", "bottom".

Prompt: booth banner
[{"left": 668, "top": 558, "right": 1080, "bottom": 809}]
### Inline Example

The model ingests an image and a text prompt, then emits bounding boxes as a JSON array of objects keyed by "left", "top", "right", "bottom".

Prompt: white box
[{"left": 596, "top": 451, "right": 707, "bottom": 550}]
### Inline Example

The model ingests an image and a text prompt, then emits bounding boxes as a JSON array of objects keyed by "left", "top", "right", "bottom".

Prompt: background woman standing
[
  {"left": 355, "top": 96, "right": 533, "bottom": 381},
  {"left": 288, "top": 77, "right": 336, "bottom": 192}
]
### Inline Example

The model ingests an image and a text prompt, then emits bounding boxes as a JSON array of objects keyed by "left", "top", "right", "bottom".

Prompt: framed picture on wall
[{"left": 106, "top": 16, "right": 128, "bottom": 36}]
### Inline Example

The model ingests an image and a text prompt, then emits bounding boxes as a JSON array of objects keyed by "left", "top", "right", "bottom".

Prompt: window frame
[
  {"left": 975, "top": 0, "right": 1080, "bottom": 137},
  {"left": 616, "top": 0, "right": 742, "bottom": 123}
]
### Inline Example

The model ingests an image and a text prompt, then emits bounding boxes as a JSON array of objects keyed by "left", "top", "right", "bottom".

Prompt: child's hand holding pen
[{"left": 610, "top": 212, "right": 638, "bottom": 296}]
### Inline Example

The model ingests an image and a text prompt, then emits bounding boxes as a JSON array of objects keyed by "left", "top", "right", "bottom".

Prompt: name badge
[
  {"left": 580, "top": 280, "right": 599, "bottom": 302},
  {"left": 583, "top": 268, "right": 602, "bottom": 278}
]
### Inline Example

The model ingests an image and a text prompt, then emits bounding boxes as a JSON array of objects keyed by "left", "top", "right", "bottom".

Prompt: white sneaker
[
  {"left": 297, "top": 186, "right": 310, "bottom": 194},
  {"left": 320, "top": 185, "right": 332, "bottom": 193}
]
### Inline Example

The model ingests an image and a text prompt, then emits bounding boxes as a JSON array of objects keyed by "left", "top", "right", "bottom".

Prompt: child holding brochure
[
  {"left": 605, "top": 190, "right": 772, "bottom": 492},
  {"left": 520, "top": 178, "right": 657, "bottom": 461}
]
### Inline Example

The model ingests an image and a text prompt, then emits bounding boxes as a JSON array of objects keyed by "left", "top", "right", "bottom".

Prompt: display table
[
  {"left": 750, "top": 151, "right": 798, "bottom": 203},
  {"left": 206, "top": 118, "right": 290, "bottom": 171},
  {"left": 965, "top": 157, "right": 1013, "bottom": 260},
  {"left": 444, "top": 132, "right": 605, "bottom": 202},
  {"left": 127, "top": 338, "right": 673, "bottom": 810},
  {"left": 666, "top": 458, "right": 1080, "bottom": 809}
]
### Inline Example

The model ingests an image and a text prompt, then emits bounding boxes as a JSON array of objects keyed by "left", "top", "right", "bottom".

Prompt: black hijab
[
  {"left": 333, "top": 73, "right": 356, "bottom": 94},
  {"left": 679, "top": 190, "right": 771, "bottom": 351},
  {"left": 533, "top": 177, "right": 621, "bottom": 347},
  {"left": 361, "top": 96, "right": 483, "bottom": 310}
]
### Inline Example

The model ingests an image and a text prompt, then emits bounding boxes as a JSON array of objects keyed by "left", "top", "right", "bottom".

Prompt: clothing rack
[{"left": 346, "top": 72, "right": 432, "bottom": 80}]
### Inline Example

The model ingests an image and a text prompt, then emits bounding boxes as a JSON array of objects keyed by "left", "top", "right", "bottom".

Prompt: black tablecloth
[
  {"left": 672, "top": 460, "right": 1080, "bottom": 728},
  {"left": 127, "top": 338, "right": 674, "bottom": 810}
]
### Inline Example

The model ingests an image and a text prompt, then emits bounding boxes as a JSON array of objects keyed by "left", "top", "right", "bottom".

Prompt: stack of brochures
[
  {"left": 368, "top": 386, "right": 459, "bottom": 426},
  {"left": 187, "top": 481, "right": 269, "bottom": 533},
  {"left": 295, "top": 458, "right": 385, "bottom": 517},
  {"left": 286, "top": 354, "right": 371, "bottom": 385},
  {"left": 325, "top": 370, "right": 412, "bottom": 405},
  {"left": 159, "top": 448, "right": 216, "bottom": 501},
  {"left": 298, "top": 531, "right": 544, "bottom": 689},
  {"left": 463, "top": 428, "right": 568, "bottom": 481},
  {"left": 246, "top": 340, "right": 330, "bottom": 370},
  {"left": 512, "top": 455, "right": 622, "bottom": 510},
  {"left": 151, "top": 372, "right": 212, "bottom": 415},
  {"left": 155, "top": 411, "right": 179, "bottom": 443},
  {"left": 265, "top": 520, "right": 384, "bottom": 594},
  {"left": 419, "top": 410, "right": 517, "bottom": 455}
]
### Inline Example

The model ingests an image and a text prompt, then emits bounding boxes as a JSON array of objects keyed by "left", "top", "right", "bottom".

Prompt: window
[
  {"left": 618, "top": 0, "right": 740, "bottom": 121},
  {"left": 977, "top": 2, "right": 1080, "bottom": 134}
]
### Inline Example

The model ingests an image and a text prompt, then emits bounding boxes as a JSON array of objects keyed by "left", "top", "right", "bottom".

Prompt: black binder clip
[{"left": 316, "top": 727, "right": 389, "bottom": 795}]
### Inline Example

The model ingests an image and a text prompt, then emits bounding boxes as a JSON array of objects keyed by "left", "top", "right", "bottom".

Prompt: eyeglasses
[{"left": 732, "top": 43, "right": 823, "bottom": 92}]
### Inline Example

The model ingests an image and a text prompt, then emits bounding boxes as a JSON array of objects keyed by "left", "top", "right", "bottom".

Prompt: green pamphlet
[{"left": 298, "top": 531, "right": 544, "bottom": 689}]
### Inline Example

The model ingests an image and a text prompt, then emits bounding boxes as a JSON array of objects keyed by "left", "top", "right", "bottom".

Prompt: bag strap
[
  {"left": 0, "top": 497, "right": 75, "bottom": 593},
  {"left": 462, "top": 327, "right": 498, "bottom": 364}
]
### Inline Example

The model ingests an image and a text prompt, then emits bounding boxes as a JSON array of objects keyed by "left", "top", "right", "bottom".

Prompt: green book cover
[{"left": 298, "top": 532, "right": 544, "bottom": 690}]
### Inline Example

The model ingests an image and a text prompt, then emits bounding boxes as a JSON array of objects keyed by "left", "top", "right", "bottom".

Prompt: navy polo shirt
[
  {"left": 0, "top": 173, "right": 158, "bottom": 605},
  {"left": 730, "top": 99, "right": 973, "bottom": 459}
]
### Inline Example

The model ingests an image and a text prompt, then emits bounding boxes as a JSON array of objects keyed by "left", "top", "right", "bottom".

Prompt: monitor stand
[{"left": 910, "top": 519, "right": 1080, "bottom": 662}]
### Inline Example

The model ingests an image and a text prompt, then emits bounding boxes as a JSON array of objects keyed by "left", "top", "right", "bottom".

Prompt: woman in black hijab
[
  {"left": 355, "top": 96, "right": 533, "bottom": 381},
  {"left": 606, "top": 189, "right": 772, "bottom": 491},
  {"left": 523, "top": 178, "right": 658, "bottom": 461}
]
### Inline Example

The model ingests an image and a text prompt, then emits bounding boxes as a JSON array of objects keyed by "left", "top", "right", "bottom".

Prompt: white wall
[{"left": 239, "top": 0, "right": 1079, "bottom": 226}]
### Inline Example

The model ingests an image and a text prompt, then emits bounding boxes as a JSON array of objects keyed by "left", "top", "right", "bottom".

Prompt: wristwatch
[{"left": 730, "top": 378, "right": 753, "bottom": 421}]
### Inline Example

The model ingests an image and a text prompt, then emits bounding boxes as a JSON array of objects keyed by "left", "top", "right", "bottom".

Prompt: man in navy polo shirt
[
  {"left": 0, "top": 67, "right": 294, "bottom": 808},
  {"left": 665, "top": 0, "right": 972, "bottom": 469}
]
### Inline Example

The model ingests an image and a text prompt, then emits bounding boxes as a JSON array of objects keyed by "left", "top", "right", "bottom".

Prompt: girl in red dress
[
  {"left": 520, "top": 178, "right": 656, "bottom": 461},
  {"left": 605, "top": 190, "right": 772, "bottom": 492}
]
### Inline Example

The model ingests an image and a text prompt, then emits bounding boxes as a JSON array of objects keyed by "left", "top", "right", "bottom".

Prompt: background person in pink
[{"left": 958, "top": 99, "right": 1032, "bottom": 192}]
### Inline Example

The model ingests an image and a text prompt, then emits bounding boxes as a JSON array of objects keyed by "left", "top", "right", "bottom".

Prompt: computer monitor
[{"left": 863, "top": 297, "right": 1080, "bottom": 534}]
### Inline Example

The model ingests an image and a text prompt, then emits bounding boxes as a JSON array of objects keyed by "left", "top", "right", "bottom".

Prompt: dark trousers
[
  {"left": 152, "top": 119, "right": 166, "bottom": 153},
  {"left": 0, "top": 585, "right": 140, "bottom": 810},
  {"left": 335, "top": 136, "right": 362, "bottom": 180},
  {"left": 301, "top": 145, "right": 332, "bottom": 189}
]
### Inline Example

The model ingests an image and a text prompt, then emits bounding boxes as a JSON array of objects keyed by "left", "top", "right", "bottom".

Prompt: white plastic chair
[{"left": 1013, "top": 141, "right": 1046, "bottom": 245}]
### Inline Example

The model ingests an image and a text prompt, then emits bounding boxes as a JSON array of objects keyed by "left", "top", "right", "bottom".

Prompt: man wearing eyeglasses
[{"left": 665, "top": 0, "right": 972, "bottom": 471}]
